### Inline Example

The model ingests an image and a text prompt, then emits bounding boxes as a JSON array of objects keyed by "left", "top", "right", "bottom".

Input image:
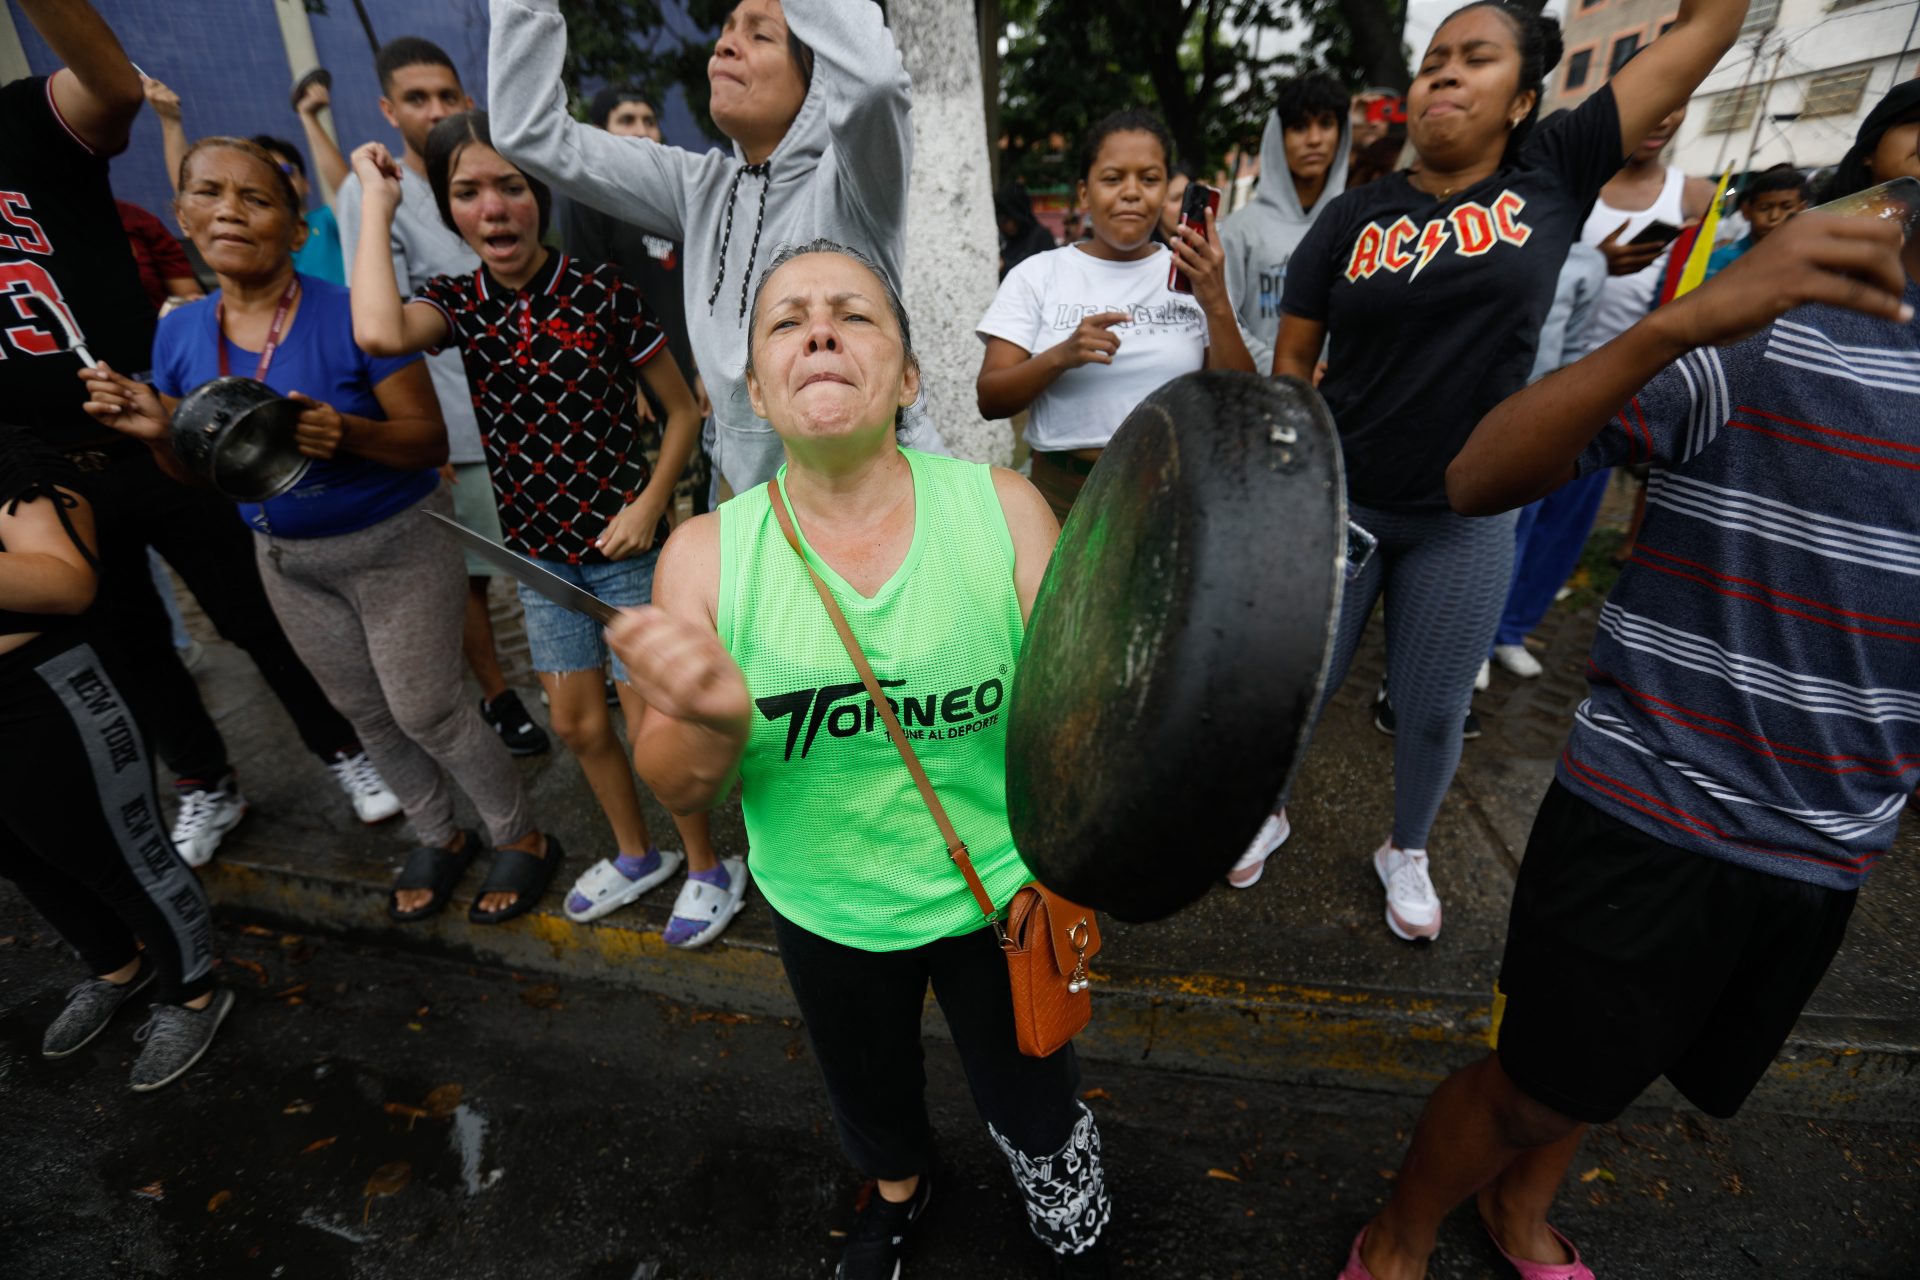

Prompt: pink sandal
[
  {"left": 1337, "top": 1227, "right": 1379, "bottom": 1279},
  {"left": 1482, "top": 1219, "right": 1595, "bottom": 1280}
]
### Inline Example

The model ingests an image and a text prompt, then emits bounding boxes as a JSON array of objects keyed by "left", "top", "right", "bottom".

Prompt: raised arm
[
  {"left": 614, "top": 516, "right": 752, "bottom": 814},
  {"left": 487, "top": 0, "right": 695, "bottom": 240},
  {"left": 294, "top": 77, "right": 350, "bottom": 194},
  {"left": 786, "top": 0, "right": 912, "bottom": 224},
  {"left": 142, "top": 77, "right": 188, "bottom": 193},
  {"left": 1607, "top": 0, "right": 1749, "bottom": 162},
  {"left": 1446, "top": 213, "right": 1909, "bottom": 516},
  {"left": 19, "top": 0, "right": 143, "bottom": 155},
  {"left": 347, "top": 143, "right": 451, "bottom": 356}
]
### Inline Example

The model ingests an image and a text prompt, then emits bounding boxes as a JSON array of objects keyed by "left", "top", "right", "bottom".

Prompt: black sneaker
[
  {"left": 480, "top": 691, "right": 550, "bottom": 756},
  {"left": 836, "top": 1176, "right": 932, "bottom": 1280},
  {"left": 1462, "top": 707, "right": 1483, "bottom": 741},
  {"left": 1372, "top": 680, "right": 1395, "bottom": 735}
]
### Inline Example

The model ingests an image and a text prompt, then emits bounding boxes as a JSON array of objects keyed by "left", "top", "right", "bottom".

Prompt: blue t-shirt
[
  {"left": 152, "top": 274, "right": 436, "bottom": 538},
  {"left": 1703, "top": 233, "right": 1753, "bottom": 282},
  {"left": 1562, "top": 282, "right": 1920, "bottom": 892},
  {"left": 294, "top": 205, "right": 346, "bottom": 285}
]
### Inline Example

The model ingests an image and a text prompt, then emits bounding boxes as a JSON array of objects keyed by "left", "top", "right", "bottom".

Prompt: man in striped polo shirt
[{"left": 1337, "top": 182, "right": 1916, "bottom": 1277}]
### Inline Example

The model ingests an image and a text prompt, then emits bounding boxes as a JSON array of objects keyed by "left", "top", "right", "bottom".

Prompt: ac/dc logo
[{"left": 1344, "top": 191, "right": 1532, "bottom": 282}]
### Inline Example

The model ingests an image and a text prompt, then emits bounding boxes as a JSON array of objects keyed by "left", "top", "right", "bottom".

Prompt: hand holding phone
[
  {"left": 1169, "top": 182, "right": 1222, "bottom": 295},
  {"left": 1627, "top": 219, "right": 1681, "bottom": 248}
]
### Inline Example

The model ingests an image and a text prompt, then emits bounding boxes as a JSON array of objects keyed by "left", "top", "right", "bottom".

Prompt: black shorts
[{"left": 1493, "top": 780, "right": 1857, "bottom": 1125}]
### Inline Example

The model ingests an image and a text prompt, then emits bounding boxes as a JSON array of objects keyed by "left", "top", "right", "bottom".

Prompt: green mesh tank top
[{"left": 716, "top": 449, "right": 1033, "bottom": 951}]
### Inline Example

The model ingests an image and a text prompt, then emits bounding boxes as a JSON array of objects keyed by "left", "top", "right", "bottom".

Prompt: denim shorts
[{"left": 516, "top": 551, "right": 658, "bottom": 683}]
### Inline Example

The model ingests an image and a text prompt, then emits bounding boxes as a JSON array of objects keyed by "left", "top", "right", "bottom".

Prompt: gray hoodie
[
  {"left": 1219, "top": 107, "right": 1351, "bottom": 371},
  {"left": 489, "top": 0, "right": 945, "bottom": 493}
]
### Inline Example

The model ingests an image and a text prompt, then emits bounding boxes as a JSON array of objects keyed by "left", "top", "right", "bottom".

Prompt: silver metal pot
[{"left": 170, "top": 376, "right": 310, "bottom": 503}]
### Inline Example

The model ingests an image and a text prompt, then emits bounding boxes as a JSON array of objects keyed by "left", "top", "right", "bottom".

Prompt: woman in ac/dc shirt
[
  {"left": 79, "top": 137, "right": 560, "bottom": 928},
  {"left": 1258, "top": 0, "right": 1749, "bottom": 939},
  {"left": 975, "top": 109, "right": 1253, "bottom": 522},
  {"left": 350, "top": 114, "right": 749, "bottom": 950}
]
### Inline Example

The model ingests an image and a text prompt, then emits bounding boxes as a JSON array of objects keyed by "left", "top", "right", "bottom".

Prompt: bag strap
[{"left": 766, "top": 479, "right": 1001, "bottom": 927}]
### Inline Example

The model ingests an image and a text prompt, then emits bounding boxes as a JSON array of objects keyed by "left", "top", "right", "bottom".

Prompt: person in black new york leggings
[{"left": 0, "top": 425, "right": 234, "bottom": 1091}]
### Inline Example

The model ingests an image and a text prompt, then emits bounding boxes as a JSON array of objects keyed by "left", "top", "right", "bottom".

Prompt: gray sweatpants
[
  {"left": 254, "top": 485, "right": 532, "bottom": 849},
  {"left": 1306, "top": 501, "right": 1519, "bottom": 850}
]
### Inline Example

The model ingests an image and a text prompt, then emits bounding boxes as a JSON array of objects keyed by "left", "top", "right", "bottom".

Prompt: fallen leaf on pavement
[
  {"left": 519, "top": 983, "right": 563, "bottom": 1010},
  {"left": 383, "top": 1102, "right": 429, "bottom": 1121},
  {"left": 1206, "top": 1169, "right": 1242, "bottom": 1183},
  {"left": 689, "top": 1010, "right": 747, "bottom": 1025},
  {"left": 228, "top": 957, "right": 270, "bottom": 986},
  {"left": 1080, "top": 1088, "right": 1111, "bottom": 1102},
  {"left": 207, "top": 1190, "right": 231, "bottom": 1212},
  {"left": 424, "top": 1083, "right": 463, "bottom": 1116},
  {"left": 240, "top": 925, "right": 275, "bottom": 938},
  {"left": 301, "top": 1137, "right": 336, "bottom": 1155},
  {"left": 282, "top": 1099, "right": 313, "bottom": 1115},
  {"left": 274, "top": 983, "right": 309, "bottom": 1000},
  {"left": 133, "top": 1181, "right": 164, "bottom": 1200},
  {"left": 1578, "top": 1167, "right": 1616, "bottom": 1184},
  {"left": 364, "top": 1162, "right": 412, "bottom": 1197}
]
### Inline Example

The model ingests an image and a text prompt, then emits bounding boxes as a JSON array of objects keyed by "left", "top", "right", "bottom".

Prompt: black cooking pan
[
  {"left": 1004, "top": 371, "right": 1346, "bottom": 923},
  {"left": 171, "top": 376, "right": 311, "bottom": 503}
]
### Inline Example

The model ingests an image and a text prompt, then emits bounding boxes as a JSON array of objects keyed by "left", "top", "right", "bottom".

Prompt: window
[
  {"left": 1565, "top": 48, "right": 1595, "bottom": 90},
  {"left": 1704, "top": 84, "right": 1765, "bottom": 133},
  {"left": 1803, "top": 68, "right": 1872, "bottom": 117},
  {"left": 1740, "top": 0, "right": 1781, "bottom": 34},
  {"left": 1608, "top": 33, "right": 1641, "bottom": 77}
]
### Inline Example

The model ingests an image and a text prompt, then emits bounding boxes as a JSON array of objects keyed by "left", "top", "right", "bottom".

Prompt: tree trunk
[{"left": 1334, "top": 0, "right": 1411, "bottom": 91}]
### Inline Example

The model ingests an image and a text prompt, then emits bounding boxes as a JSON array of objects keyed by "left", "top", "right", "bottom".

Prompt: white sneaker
[
  {"left": 1228, "top": 811, "right": 1291, "bottom": 889},
  {"left": 1474, "top": 660, "right": 1491, "bottom": 692},
  {"left": 170, "top": 777, "right": 248, "bottom": 868},
  {"left": 1373, "top": 841, "right": 1442, "bottom": 941},
  {"left": 1493, "top": 644, "right": 1543, "bottom": 679},
  {"left": 328, "top": 751, "right": 402, "bottom": 824}
]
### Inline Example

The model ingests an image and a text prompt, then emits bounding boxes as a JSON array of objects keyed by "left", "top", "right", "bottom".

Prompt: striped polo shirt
[{"left": 1560, "top": 283, "right": 1920, "bottom": 891}]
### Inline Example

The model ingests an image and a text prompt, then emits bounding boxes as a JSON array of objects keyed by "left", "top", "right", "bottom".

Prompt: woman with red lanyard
[{"left": 79, "top": 137, "right": 563, "bottom": 925}]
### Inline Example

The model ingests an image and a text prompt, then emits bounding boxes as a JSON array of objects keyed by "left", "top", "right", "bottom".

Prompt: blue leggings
[{"left": 1302, "top": 501, "right": 1518, "bottom": 850}]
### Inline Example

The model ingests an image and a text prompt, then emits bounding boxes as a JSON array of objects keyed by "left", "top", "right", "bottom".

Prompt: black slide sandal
[
  {"left": 468, "top": 837, "right": 564, "bottom": 925},
  {"left": 388, "top": 832, "right": 479, "bottom": 923}
]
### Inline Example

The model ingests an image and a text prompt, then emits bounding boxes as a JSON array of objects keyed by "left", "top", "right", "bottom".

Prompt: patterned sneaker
[
  {"left": 129, "top": 988, "right": 236, "bottom": 1092},
  {"left": 836, "top": 1176, "right": 933, "bottom": 1280},
  {"left": 328, "top": 750, "right": 402, "bottom": 824},
  {"left": 43, "top": 962, "right": 155, "bottom": 1058},
  {"left": 170, "top": 774, "right": 247, "bottom": 868},
  {"left": 1373, "top": 841, "right": 1442, "bottom": 941},
  {"left": 480, "top": 690, "right": 551, "bottom": 756},
  {"left": 1228, "top": 811, "right": 1290, "bottom": 889}
]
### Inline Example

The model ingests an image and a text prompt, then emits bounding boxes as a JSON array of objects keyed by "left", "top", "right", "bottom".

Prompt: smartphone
[
  {"left": 1809, "top": 177, "right": 1920, "bottom": 239},
  {"left": 1628, "top": 219, "right": 1681, "bottom": 249},
  {"left": 1168, "top": 182, "right": 1222, "bottom": 294},
  {"left": 1344, "top": 520, "right": 1378, "bottom": 582}
]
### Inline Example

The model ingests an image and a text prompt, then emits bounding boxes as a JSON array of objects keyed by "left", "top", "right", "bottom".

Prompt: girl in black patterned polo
[{"left": 349, "top": 111, "right": 749, "bottom": 949}]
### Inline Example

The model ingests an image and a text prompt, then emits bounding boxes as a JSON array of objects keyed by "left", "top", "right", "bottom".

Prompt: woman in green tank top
[{"left": 607, "top": 241, "right": 1113, "bottom": 1277}]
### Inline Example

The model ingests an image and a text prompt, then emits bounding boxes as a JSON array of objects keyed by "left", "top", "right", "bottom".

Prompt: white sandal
[
  {"left": 663, "top": 857, "right": 750, "bottom": 949},
  {"left": 1228, "top": 812, "right": 1291, "bottom": 889},
  {"left": 563, "top": 850, "right": 685, "bottom": 923}
]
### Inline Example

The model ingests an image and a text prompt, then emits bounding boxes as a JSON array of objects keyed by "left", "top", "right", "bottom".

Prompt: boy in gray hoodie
[
  {"left": 1220, "top": 74, "right": 1352, "bottom": 372},
  {"left": 488, "top": 0, "right": 945, "bottom": 495}
]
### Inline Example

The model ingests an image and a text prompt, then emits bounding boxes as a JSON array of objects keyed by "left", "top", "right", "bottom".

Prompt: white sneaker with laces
[
  {"left": 1373, "top": 841, "right": 1442, "bottom": 941},
  {"left": 329, "top": 751, "right": 402, "bottom": 824},
  {"left": 170, "top": 778, "right": 247, "bottom": 868},
  {"left": 1474, "top": 659, "right": 1491, "bottom": 692},
  {"left": 1493, "top": 644, "right": 1543, "bottom": 679},
  {"left": 1228, "top": 811, "right": 1291, "bottom": 889}
]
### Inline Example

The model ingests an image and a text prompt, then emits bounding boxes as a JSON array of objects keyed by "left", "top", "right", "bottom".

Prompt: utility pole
[
  {"left": 1739, "top": 40, "right": 1788, "bottom": 180},
  {"left": 1711, "top": 34, "right": 1769, "bottom": 175}
]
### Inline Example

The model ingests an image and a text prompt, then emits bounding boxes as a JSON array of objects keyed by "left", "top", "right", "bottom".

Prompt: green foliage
[
  {"left": 554, "top": 0, "right": 732, "bottom": 140},
  {"left": 997, "top": 0, "right": 1412, "bottom": 187}
]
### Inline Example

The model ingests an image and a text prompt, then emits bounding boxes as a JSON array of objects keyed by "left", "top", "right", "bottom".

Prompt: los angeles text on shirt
[{"left": 1343, "top": 191, "right": 1533, "bottom": 282}]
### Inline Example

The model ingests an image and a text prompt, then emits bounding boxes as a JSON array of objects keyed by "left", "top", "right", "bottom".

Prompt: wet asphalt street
[{"left": 1, "top": 889, "right": 1915, "bottom": 1280}]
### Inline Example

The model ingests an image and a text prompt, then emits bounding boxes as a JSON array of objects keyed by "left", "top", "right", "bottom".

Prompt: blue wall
[{"left": 7, "top": 0, "right": 718, "bottom": 227}]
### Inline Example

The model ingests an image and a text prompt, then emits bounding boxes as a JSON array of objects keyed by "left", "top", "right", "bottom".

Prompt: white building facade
[{"left": 1548, "top": 0, "right": 1919, "bottom": 180}]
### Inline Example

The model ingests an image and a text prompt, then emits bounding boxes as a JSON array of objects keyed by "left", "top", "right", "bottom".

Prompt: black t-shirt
[
  {"left": 0, "top": 77, "right": 156, "bottom": 450},
  {"left": 1282, "top": 86, "right": 1624, "bottom": 511},
  {"left": 559, "top": 195, "right": 694, "bottom": 381}
]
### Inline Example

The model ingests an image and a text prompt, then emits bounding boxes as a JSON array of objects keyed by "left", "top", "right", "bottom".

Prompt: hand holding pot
[{"left": 288, "top": 391, "right": 346, "bottom": 459}]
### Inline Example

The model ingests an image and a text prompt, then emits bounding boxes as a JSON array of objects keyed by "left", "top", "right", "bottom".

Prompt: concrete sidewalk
[{"left": 166, "top": 567, "right": 1920, "bottom": 1123}]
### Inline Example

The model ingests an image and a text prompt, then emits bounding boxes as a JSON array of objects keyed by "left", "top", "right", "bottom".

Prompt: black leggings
[
  {"left": 81, "top": 443, "right": 356, "bottom": 779},
  {"left": 0, "top": 631, "right": 215, "bottom": 1003},
  {"left": 770, "top": 905, "right": 1110, "bottom": 1256}
]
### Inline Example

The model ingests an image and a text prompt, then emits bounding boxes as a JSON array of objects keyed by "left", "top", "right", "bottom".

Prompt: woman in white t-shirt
[{"left": 976, "top": 110, "right": 1254, "bottom": 519}]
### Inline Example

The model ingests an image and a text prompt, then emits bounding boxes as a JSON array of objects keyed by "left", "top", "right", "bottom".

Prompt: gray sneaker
[
  {"left": 43, "top": 963, "right": 156, "bottom": 1058},
  {"left": 129, "top": 988, "right": 235, "bottom": 1092}
]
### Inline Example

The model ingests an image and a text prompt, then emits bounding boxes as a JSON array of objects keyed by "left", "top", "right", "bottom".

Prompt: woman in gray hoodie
[
  {"left": 1218, "top": 73, "right": 1352, "bottom": 374},
  {"left": 488, "top": 0, "right": 944, "bottom": 496}
]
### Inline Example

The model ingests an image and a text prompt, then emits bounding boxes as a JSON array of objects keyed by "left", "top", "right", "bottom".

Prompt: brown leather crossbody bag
[{"left": 767, "top": 479, "right": 1099, "bottom": 1057}]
